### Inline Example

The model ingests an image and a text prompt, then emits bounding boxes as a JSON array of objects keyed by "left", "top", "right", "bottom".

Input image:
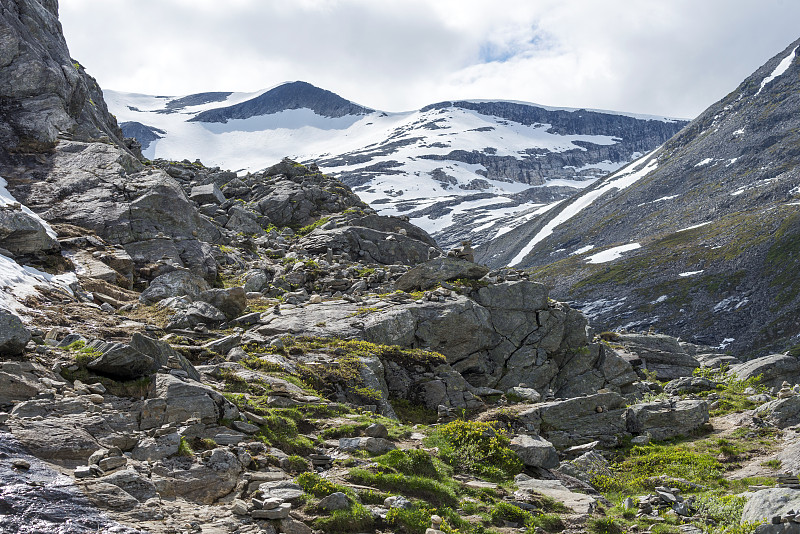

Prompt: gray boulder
[
  {"left": 754, "top": 396, "right": 800, "bottom": 428},
  {"left": 85, "top": 340, "right": 155, "bottom": 380},
  {"left": 97, "top": 469, "right": 158, "bottom": 502},
  {"left": 318, "top": 492, "right": 351, "bottom": 512},
  {"left": 152, "top": 448, "right": 242, "bottom": 504},
  {"left": 139, "top": 374, "right": 221, "bottom": 429},
  {"left": 734, "top": 353, "right": 800, "bottom": 389},
  {"left": 139, "top": 269, "right": 211, "bottom": 304},
  {"left": 510, "top": 434, "right": 559, "bottom": 469},
  {"left": 626, "top": 399, "right": 709, "bottom": 441},
  {"left": 0, "top": 309, "right": 31, "bottom": 355},
  {"left": 742, "top": 488, "right": 800, "bottom": 523},
  {"left": 394, "top": 257, "right": 489, "bottom": 292},
  {"left": 663, "top": 376, "right": 718, "bottom": 395},
  {"left": 0, "top": 204, "right": 59, "bottom": 256},
  {"left": 0, "top": 361, "right": 47, "bottom": 404},
  {"left": 189, "top": 183, "right": 225, "bottom": 205},
  {"left": 614, "top": 334, "right": 700, "bottom": 380},
  {"left": 199, "top": 287, "right": 247, "bottom": 320}
]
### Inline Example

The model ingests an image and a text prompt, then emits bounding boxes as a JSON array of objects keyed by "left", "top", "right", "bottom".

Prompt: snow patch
[
  {"left": 756, "top": 46, "right": 799, "bottom": 95},
  {"left": 585, "top": 243, "right": 641, "bottom": 264},
  {"left": 678, "top": 221, "right": 712, "bottom": 232},
  {"left": 695, "top": 158, "right": 714, "bottom": 167},
  {"left": 509, "top": 151, "right": 659, "bottom": 265},
  {"left": 678, "top": 270, "right": 704, "bottom": 277},
  {"left": 717, "top": 338, "right": 735, "bottom": 350},
  {"left": 651, "top": 295, "right": 668, "bottom": 304},
  {"left": 571, "top": 245, "right": 594, "bottom": 255},
  {"left": 0, "top": 253, "right": 77, "bottom": 312}
]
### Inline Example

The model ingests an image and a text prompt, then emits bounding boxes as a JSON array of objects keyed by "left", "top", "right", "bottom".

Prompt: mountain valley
[{"left": 1, "top": 2, "right": 800, "bottom": 534}]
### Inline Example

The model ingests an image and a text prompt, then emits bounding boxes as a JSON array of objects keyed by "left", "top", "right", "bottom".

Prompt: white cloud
[{"left": 59, "top": 0, "right": 800, "bottom": 118}]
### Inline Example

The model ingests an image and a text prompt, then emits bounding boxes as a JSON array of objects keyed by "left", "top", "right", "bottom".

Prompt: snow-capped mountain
[
  {"left": 476, "top": 36, "right": 800, "bottom": 358},
  {"left": 107, "top": 81, "right": 687, "bottom": 249}
]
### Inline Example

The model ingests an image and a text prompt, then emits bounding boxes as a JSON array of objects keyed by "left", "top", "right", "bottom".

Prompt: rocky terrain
[
  {"left": 2, "top": 2, "right": 800, "bottom": 534},
  {"left": 106, "top": 83, "right": 686, "bottom": 252},
  {"left": 478, "top": 36, "right": 800, "bottom": 359}
]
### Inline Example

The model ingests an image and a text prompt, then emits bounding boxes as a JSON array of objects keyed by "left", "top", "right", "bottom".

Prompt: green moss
[
  {"left": 296, "top": 217, "right": 330, "bottom": 236},
  {"left": 347, "top": 468, "right": 458, "bottom": 507},
  {"left": 374, "top": 449, "right": 445, "bottom": 480},
  {"left": 297, "top": 472, "right": 353, "bottom": 498},
  {"left": 313, "top": 502, "right": 373, "bottom": 533},
  {"left": 177, "top": 436, "right": 194, "bottom": 457}
]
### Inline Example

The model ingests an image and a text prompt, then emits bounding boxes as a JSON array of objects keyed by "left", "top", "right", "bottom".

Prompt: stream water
[{"left": 0, "top": 431, "right": 144, "bottom": 534}]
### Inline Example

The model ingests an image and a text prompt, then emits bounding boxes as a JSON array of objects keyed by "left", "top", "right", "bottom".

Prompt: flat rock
[
  {"left": 515, "top": 475, "right": 596, "bottom": 514},
  {"left": 395, "top": 257, "right": 489, "bottom": 292},
  {"left": 742, "top": 488, "right": 800, "bottom": 523}
]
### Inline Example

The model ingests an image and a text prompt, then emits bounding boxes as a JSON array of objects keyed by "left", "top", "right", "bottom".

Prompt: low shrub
[{"left": 426, "top": 420, "right": 523, "bottom": 481}]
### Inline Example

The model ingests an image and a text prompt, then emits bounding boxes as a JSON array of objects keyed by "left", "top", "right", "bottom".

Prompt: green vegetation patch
[{"left": 425, "top": 420, "right": 523, "bottom": 482}]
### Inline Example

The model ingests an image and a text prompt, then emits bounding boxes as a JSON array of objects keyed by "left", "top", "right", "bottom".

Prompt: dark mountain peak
[{"left": 189, "top": 81, "right": 373, "bottom": 123}]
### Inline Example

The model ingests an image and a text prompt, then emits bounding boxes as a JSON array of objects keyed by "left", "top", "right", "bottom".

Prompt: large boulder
[
  {"left": 0, "top": 361, "right": 47, "bottom": 405},
  {"left": 0, "top": 203, "right": 58, "bottom": 256},
  {"left": 626, "top": 399, "right": 709, "bottom": 441},
  {"left": 612, "top": 333, "right": 700, "bottom": 380},
  {"left": 84, "top": 341, "right": 154, "bottom": 380},
  {"left": 394, "top": 257, "right": 489, "bottom": 291},
  {"left": 754, "top": 396, "right": 800, "bottom": 429},
  {"left": 139, "top": 374, "right": 224, "bottom": 430},
  {"left": 734, "top": 353, "right": 800, "bottom": 389},
  {"left": 258, "top": 280, "right": 637, "bottom": 397},
  {"left": 199, "top": 287, "right": 247, "bottom": 320},
  {"left": 510, "top": 434, "right": 559, "bottom": 469},
  {"left": 742, "top": 489, "right": 800, "bottom": 524},
  {"left": 151, "top": 448, "right": 242, "bottom": 504},
  {"left": 139, "top": 269, "right": 211, "bottom": 304},
  {"left": 0, "top": 309, "right": 31, "bottom": 355}
]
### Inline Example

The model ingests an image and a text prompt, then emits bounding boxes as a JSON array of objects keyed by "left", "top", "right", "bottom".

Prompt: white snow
[
  {"left": 717, "top": 338, "right": 735, "bottom": 350},
  {"left": 678, "top": 221, "right": 712, "bottom": 232},
  {"left": 733, "top": 128, "right": 745, "bottom": 135},
  {"left": 678, "top": 270, "right": 704, "bottom": 277},
  {"left": 585, "top": 243, "right": 641, "bottom": 264},
  {"left": 0, "top": 176, "right": 57, "bottom": 239},
  {"left": 695, "top": 158, "right": 714, "bottom": 167},
  {"left": 651, "top": 295, "right": 668, "bottom": 304},
  {"left": 0, "top": 176, "right": 77, "bottom": 312},
  {"left": 0, "top": 253, "right": 77, "bottom": 312},
  {"left": 571, "top": 245, "right": 595, "bottom": 255},
  {"left": 727, "top": 158, "right": 738, "bottom": 167},
  {"left": 756, "top": 46, "right": 799, "bottom": 95},
  {"left": 106, "top": 87, "right": 673, "bottom": 238},
  {"left": 509, "top": 151, "right": 659, "bottom": 266}
]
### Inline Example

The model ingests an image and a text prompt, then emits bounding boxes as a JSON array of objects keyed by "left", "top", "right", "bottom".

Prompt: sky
[{"left": 60, "top": 0, "right": 800, "bottom": 119}]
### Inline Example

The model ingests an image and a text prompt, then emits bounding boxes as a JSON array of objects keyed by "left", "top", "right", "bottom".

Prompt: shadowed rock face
[
  {"left": 0, "top": 0, "right": 126, "bottom": 159},
  {"left": 478, "top": 35, "right": 800, "bottom": 358}
]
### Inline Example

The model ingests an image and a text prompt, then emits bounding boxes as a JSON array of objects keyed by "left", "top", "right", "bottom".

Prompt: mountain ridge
[
  {"left": 110, "top": 82, "right": 687, "bottom": 250},
  {"left": 476, "top": 35, "right": 800, "bottom": 358}
]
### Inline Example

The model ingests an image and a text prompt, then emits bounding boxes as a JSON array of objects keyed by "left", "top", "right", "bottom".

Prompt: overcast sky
[{"left": 60, "top": 0, "right": 800, "bottom": 119}]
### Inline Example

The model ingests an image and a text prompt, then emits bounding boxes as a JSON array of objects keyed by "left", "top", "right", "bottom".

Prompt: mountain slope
[
  {"left": 107, "top": 85, "right": 686, "bottom": 250},
  {"left": 476, "top": 36, "right": 800, "bottom": 358}
]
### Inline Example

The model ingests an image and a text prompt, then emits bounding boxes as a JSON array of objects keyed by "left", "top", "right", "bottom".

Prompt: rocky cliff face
[
  {"left": 0, "top": 0, "right": 126, "bottom": 159},
  {"left": 478, "top": 36, "right": 800, "bottom": 358}
]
